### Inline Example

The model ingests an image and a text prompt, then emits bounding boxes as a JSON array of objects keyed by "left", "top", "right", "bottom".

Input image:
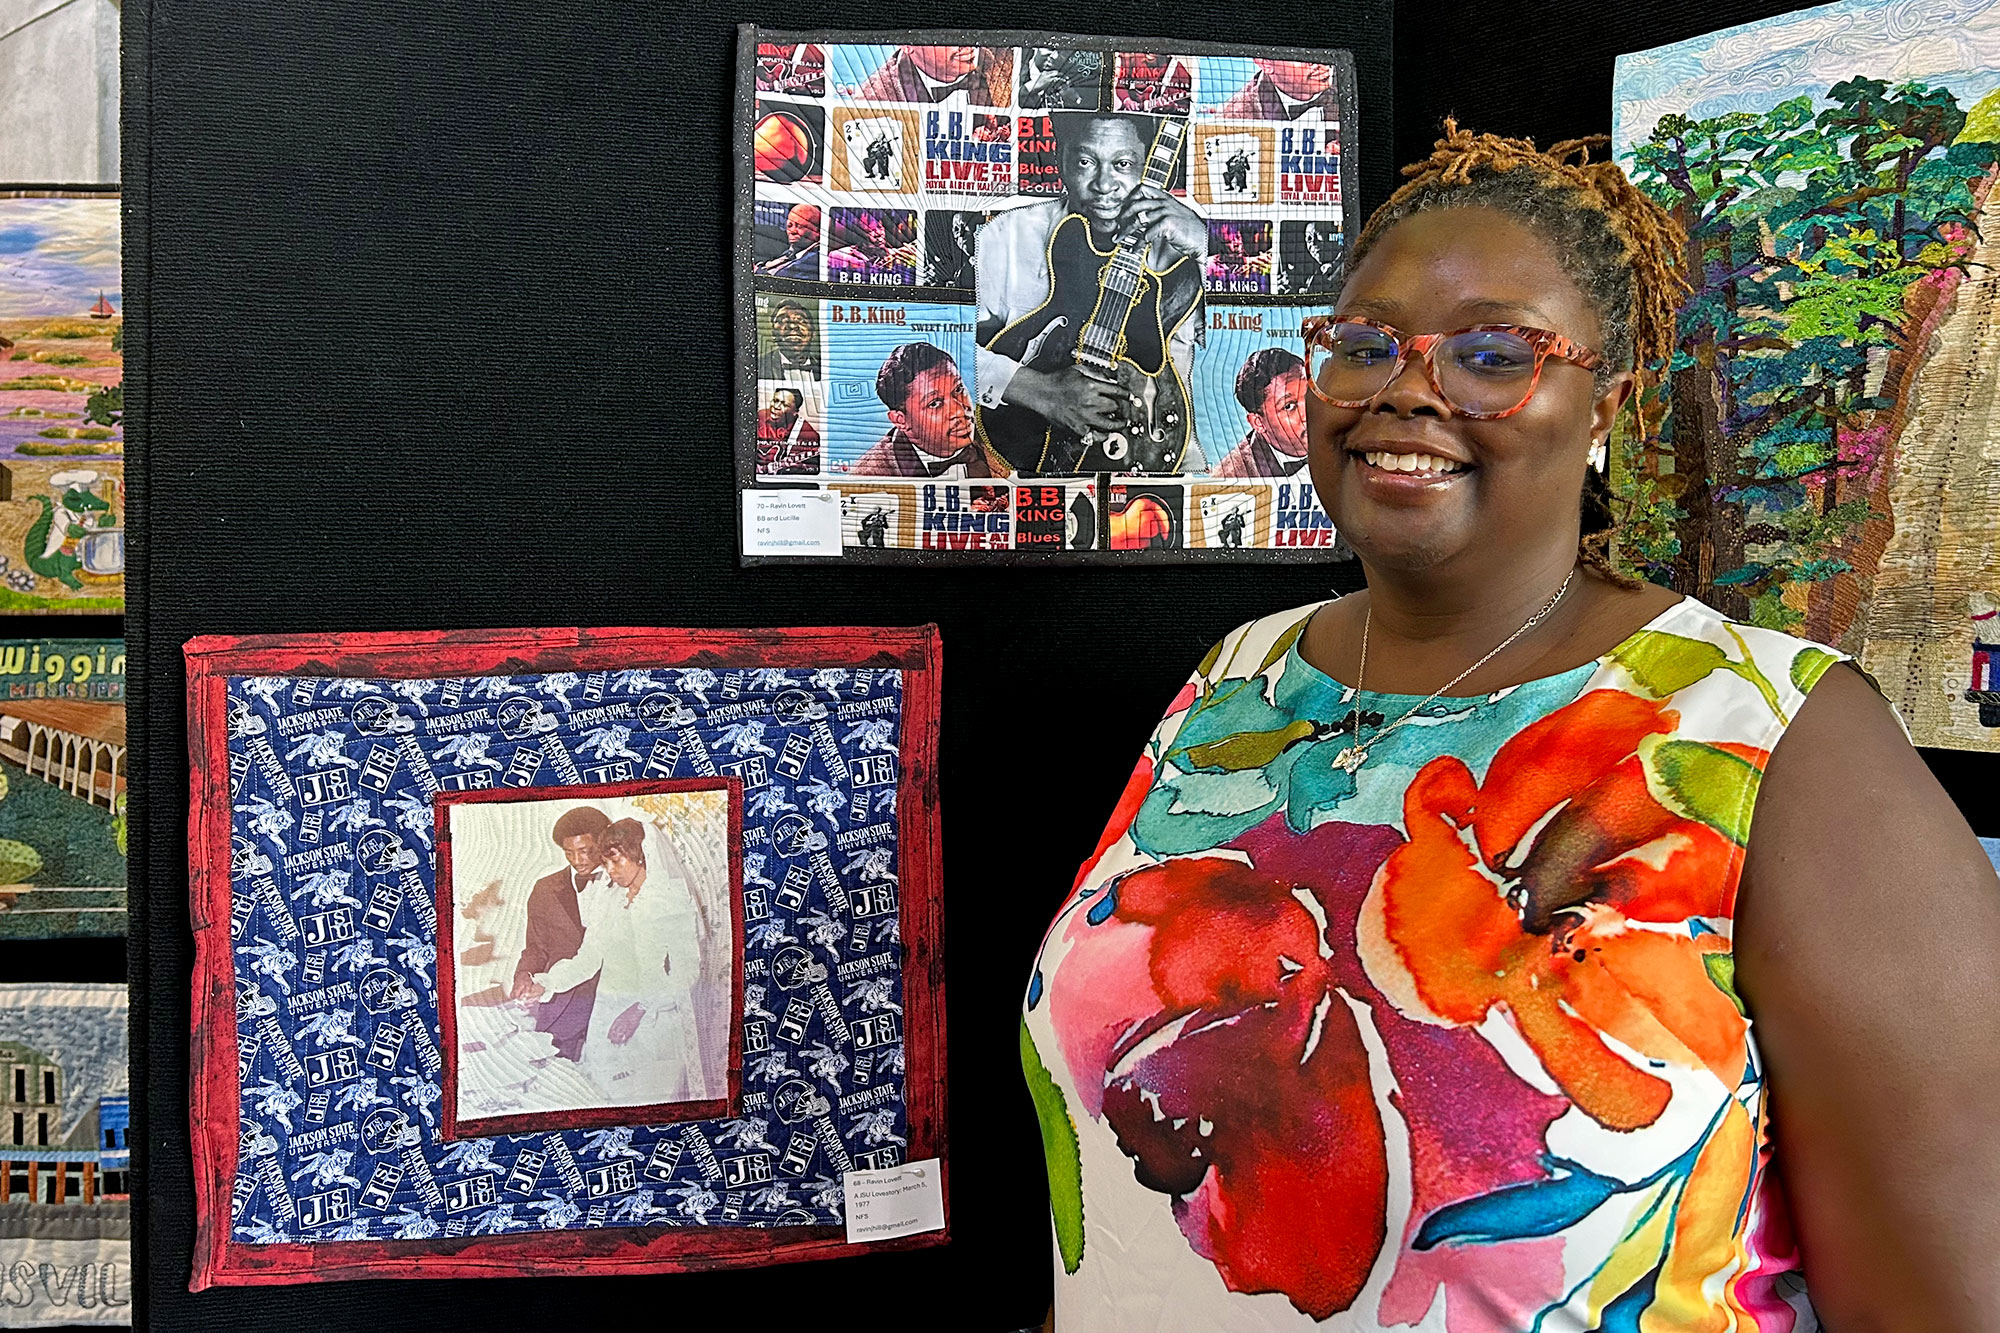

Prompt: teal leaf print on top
[
  {"left": 1137, "top": 648, "right": 1306, "bottom": 854},
  {"left": 1412, "top": 1156, "right": 1628, "bottom": 1250},
  {"left": 1035, "top": 596, "right": 1810, "bottom": 1330},
  {"left": 1133, "top": 615, "right": 1610, "bottom": 855}
]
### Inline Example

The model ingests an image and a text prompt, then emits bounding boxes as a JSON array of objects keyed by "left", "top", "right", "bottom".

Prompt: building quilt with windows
[
  {"left": 186, "top": 626, "right": 944, "bottom": 1285},
  {"left": 0, "top": 982, "right": 130, "bottom": 1326}
]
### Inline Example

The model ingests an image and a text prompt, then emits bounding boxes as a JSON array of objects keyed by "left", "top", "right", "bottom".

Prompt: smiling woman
[{"left": 1022, "top": 123, "right": 2000, "bottom": 1331}]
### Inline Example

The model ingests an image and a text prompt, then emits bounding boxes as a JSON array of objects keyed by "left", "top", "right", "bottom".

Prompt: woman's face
[
  {"left": 604, "top": 844, "right": 644, "bottom": 889},
  {"left": 1305, "top": 206, "right": 1631, "bottom": 576}
]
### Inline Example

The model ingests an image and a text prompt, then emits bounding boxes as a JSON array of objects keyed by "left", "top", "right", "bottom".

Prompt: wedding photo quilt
[
  {"left": 186, "top": 626, "right": 944, "bottom": 1286},
  {"left": 735, "top": 27, "right": 1358, "bottom": 564}
]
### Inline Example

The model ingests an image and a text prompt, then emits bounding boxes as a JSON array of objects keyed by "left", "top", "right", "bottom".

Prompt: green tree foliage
[
  {"left": 1623, "top": 79, "right": 1998, "bottom": 629},
  {"left": 84, "top": 383, "right": 121, "bottom": 428}
]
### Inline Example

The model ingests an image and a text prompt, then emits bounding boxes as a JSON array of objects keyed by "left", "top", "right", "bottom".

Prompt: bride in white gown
[{"left": 528, "top": 817, "right": 712, "bottom": 1108}]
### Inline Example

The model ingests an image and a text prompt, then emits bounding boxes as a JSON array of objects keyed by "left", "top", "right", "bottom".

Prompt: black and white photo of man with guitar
[{"left": 973, "top": 111, "right": 1208, "bottom": 476}]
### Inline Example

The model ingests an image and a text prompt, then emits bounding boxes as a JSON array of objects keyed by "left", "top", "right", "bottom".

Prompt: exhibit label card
[
  {"left": 741, "top": 488, "right": 844, "bottom": 555},
  {"left": 842, "top": 1156, "right": 945, "bottom": 1244}
]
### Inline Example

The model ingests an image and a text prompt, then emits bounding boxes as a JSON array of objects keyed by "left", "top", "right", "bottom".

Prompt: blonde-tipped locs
[
  {"left": 1352, "top": 120, "right": 1692, "bottom": 585},
  {"left": 1355, "top": 119, "right": 1688, "bottom": 385}
]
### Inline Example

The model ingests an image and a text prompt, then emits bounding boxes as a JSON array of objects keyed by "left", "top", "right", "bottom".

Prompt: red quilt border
[
  {"left": 433, "top": 776, "right": 748, "bottom": 1141},
  {"left": 186, "top": 624, "right": 946, "bottom": 1287}
]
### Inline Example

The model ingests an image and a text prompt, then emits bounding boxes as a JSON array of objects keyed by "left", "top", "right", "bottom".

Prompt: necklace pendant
[{"left": 1332, "top": 745, "right": 1367, "bottom": 774}]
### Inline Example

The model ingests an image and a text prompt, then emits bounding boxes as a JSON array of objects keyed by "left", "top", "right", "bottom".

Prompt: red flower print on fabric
[
  {"left": 1359, "top": 689, "right": 1755, "bottom": 1131},
  {"left": 1057, "top": 855, "right": 1391, "bottom": 1319}
]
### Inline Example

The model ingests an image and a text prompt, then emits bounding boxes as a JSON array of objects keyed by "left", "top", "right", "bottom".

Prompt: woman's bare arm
[{"left": 1737, "top": 664, "right": 2000, "bottom": 1329}]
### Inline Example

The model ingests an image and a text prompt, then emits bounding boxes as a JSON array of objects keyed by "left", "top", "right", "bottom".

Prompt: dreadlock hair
[{"left": 1351, "top": 119, "right": 1689, "bottom": 589}]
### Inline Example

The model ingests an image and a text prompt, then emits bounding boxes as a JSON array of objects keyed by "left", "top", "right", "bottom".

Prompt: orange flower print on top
[{"left": 1358, "top": 688, "right": 1755, "bottom": 1131}]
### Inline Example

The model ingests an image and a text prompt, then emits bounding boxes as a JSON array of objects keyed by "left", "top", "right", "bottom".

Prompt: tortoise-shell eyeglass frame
[{"left": 1301, "top": 313, "right": 1607, "bottom": 421}]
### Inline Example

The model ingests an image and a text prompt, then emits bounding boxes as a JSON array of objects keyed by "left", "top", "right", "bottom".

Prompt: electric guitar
[{"left": 976, "top": 117, "right": 1202, "bottom": 475}]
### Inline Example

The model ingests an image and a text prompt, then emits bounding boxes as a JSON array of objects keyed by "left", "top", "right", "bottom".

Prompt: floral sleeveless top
[{"left": 1022, "top": 597, "right": 1843, "bottom": 1331}]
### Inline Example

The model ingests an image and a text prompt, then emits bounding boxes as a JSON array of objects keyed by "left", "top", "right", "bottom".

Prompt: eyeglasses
[{"left": 1302, "top": 315, "right": 1604, "bottom": 420}]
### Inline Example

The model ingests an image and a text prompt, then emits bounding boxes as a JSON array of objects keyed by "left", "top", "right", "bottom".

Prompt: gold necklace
[{"left": 1330, "top": 568, "right": 1576, "bottom": 774}]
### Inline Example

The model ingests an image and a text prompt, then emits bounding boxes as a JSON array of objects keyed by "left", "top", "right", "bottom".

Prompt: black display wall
[
  {"left": 126, "top": 2, "right": 1994, "bottom": 1330},
  {"left": 123, "top": 4, "right": 1390, "bottom": 1329}
]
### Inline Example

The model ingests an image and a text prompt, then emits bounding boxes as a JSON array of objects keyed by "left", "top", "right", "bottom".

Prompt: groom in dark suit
[{"left": 510, "top": 806, "right": 610, "bottom": 1061}]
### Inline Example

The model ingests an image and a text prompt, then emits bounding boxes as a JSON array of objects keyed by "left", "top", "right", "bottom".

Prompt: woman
[
  {"left": 1021, "top": 124, "right": 2000, "bottom": 1330},
  {"left": 622, "top": 809, "right": 735, "bottom": 1095},
  {"left": 531, "top": 816, "right": 707, "bottom": 1107}
]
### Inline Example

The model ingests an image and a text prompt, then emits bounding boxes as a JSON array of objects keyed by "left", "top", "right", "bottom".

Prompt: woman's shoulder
[
  {"left": 1597, "top": 594, "right": 1857, "bottom": 734},
  {"left": 1665, "top": 596, "right": 1842, "bottom": 662},
  {"left": 1188, "top": 599, "right": 1335, "bottom": 687}
]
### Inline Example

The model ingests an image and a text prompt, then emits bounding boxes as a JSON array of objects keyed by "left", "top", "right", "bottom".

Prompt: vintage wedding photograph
[{"left": 435, "top": 780, "right": 743, "bottom": 1138}]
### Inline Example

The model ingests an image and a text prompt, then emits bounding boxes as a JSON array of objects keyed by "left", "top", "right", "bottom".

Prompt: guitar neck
[{"left": 1075, "top": 118, "right": 1188, "bottom": 370}]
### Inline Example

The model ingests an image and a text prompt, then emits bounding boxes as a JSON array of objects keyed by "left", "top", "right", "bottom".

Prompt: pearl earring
[{"left": 1587, "top": 439, "right": 1608, "bottom": 474}]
